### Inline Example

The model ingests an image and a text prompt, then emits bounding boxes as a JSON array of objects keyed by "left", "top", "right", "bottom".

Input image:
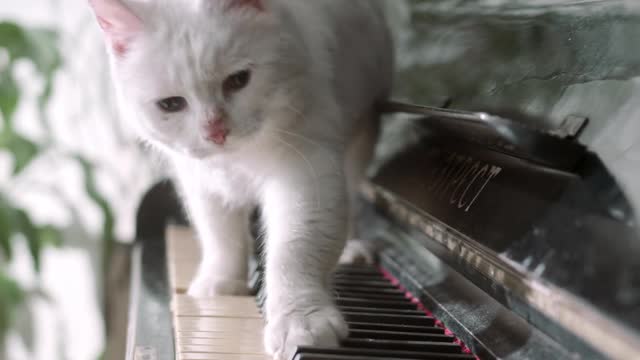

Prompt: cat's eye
[
  {"left": 223, "top": 70, "right": 251, "bottom": 95},
  {"left": 156, "top": 97, "right": 188, "bottom": 113}
]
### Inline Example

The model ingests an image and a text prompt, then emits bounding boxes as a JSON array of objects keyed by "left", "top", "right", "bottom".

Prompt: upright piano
[
  {"left": 126, "top": 100, "right": 640, "bottom": 360},
  {"left": 124, "top": 2, "right": 640, "bottom": 359}
]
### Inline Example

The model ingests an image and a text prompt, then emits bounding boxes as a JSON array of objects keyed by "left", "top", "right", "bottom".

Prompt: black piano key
[
  {"left": 333, "top": 267, "right": 382, "bottom": 275},
  {"left": 332, "top": 274, "right": 387, "bottom": 281},
  {"left": 294, "top": 347, "right": 476, "bottom": 360},
  {"left": 334, "top": 269, "right": 382, "bottom": 275},
  {"left": 348, "top": 329, "right": 454, "bottom": 342},
  {"left": 347, "top": 322, "right": 445, "bottom": 334},
  {"left": 334, "top": 266, "right": 381, "bottom": 275},
  {"left": 343, "top": 312, "right": 435, "bottom": 327},
  {"left": 294, "top": 355, "right": 474, "bottom": 360},
  {"left": 336, "top": 298, "right": 416, "bottom": 309},
  {"left": 338, "top": 306, "right": 425, "bottom": 316},
  {"left": 334, "top": 287, "right": 406, "bottom": 295},
  {"left": 333, "top": 277, "right": 387, "bottom": 285},
  {"left": 333, "top": 272, "right": 382, "bottom": 279},
  {"left": 256, "top": 266, "right": 476, "bottom": 359},
  {"left": 333, "top": 280, "right": 398, "bottom": 289},
  {"left": 295, "top": 355, "right": 428, "bottom": 360},
  {"left": 341, "top": 339, "right": 462, "bottom": 353},
  {"left": 336, "top": 292, "right": 408, "bottom": 301}
]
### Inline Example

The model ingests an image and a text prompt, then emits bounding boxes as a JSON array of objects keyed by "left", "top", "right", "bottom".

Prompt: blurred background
[
  {"left": 0, "top": 1, "right": 156, "bottom": 359},
  {"left": 1, "top": 1, "right": 639, "bottom": 359}
]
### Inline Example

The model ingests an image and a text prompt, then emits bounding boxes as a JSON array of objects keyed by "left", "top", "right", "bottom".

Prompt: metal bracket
[
  {"left": 134, "top": 347, "right": 157, "bottom": 360},
  {"left": 550, "top": 115, "right": 589, "bottom": 140}
]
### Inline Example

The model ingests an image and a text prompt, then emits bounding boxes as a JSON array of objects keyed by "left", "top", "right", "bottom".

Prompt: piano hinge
[
  {"left": 549, "top": 115, "right": 589, "bottom": 140},
  {"left": 378, "top": 100, "right": 590, "bottom": 140},
  {"left": 134, "top": 346, "right": 157, "bottom": 360}
]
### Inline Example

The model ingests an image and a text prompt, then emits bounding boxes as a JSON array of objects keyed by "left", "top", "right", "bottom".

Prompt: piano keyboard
[{"left": 167, "top": 226, "right": 478, "bottom": 360}]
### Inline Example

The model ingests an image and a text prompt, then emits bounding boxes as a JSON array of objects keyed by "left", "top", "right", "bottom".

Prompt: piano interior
[{"left": 125, "top": 2, "right": 640, "bottom": 360}]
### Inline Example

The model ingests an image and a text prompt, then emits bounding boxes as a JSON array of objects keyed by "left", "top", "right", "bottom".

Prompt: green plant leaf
[
  {"left": 0, "top": 270, "right": 25, "bottom": 346},
  {"left": 27, "top": 29, "right": 61, "bottom": 136},
  {"left": 74, "top": 156, "right": 116, "bottom": 273},
  {"left": 0, "top": 197, "right": 62, "bottom": 272},
  {"left": 38, "top": 225, "right": 62, "bottom": 248},
  {"left": 0, "top": 132, "right": 40, "bottom": 175},
  {"left": 0, "top": 203, "right": 14, "bottom": 261},
  {"left": 14, "top": 210, "right": 41, "bottom": 272},
  {"left": 22, "top": 29, "right": 61, "bottom": 78},
  {"left": 0, "top": 21, "right": 63, "bottom": 353},
  {"left": 0, "top": 22, "right": 28, "bottom": 61},
  {"left": 75, "top": 156, "right": 115, "bottom": 244},
  {"left": 0, "top": 70, "right": 19, "bottom": 127},
  {"left": 0, "top": 22, "right": 61, "bottom": 75},
  {"left": 0, "top": 21, "right": 62, "bottom": 134}
]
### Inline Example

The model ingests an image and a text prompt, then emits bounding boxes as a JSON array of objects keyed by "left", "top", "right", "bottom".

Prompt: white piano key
[
  {"left": 177, "top": 337, "right": 264, "bottom": 347},
  {"left": 167, "top": 225, "right": 270, "bottom": 359},
  {"left": 177, "top": 331, "right": 237, "bottom": 339},
  {"left": 173, "top": 296, "right": 262, "bottom": 318},
  {"left": 175, "top": 317, "right": 265, "bottom": 333},
  {"left": 179, "top": 345, "right": 266, "bottom": 355},
  {"left": 176, "top": 333, "right": 260, "bottom": 341},
  {"left": 178, "top": 354, "right": 270, "bottom": 360},
  {"left": 167, "top": 227, "right": 200, "bottom": 293},
  {"left": 175, "top": 308, "right": 262, "bottom": 319}
]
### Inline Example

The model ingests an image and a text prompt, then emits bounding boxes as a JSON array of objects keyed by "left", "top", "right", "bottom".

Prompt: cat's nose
[{"left": 205, "top": 118, "right": 229, "bottom": 146}]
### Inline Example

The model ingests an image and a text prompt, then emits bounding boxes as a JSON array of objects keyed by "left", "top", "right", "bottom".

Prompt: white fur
[{"left": 90, "top": 0, "right": 393, "bottom": 358}]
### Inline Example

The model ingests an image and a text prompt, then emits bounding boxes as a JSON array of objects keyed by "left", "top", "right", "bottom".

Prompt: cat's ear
[{"left": 88, "top": 0, "right": 143, "bottom": 57}]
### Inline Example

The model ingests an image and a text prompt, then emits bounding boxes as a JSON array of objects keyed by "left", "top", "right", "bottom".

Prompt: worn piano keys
[
  {"left": 165, "top": 226, "right": 478, "bottom": 360},
  {"left": 166, "top": 227, "right": 268, "bottom": 360}
]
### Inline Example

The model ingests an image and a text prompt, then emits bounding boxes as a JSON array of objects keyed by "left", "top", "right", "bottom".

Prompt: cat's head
[{"left": 90, "top": 0, "right": 307, "bottom": 158}]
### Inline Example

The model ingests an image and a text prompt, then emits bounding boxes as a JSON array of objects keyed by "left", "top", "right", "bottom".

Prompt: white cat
[{"left": 88, "top": 0, "right": 393, "bottom": 358}]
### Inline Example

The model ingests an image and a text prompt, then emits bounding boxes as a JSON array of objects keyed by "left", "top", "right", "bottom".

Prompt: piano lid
[
  {"left": 376, "top": 4, "right": 640, "bottom": 356},
  {"left": 363, "top": 100, "right": 640, "bottom": 358},
  {"left": 386, "top": 0, "right": 640, "bottom": 218}
]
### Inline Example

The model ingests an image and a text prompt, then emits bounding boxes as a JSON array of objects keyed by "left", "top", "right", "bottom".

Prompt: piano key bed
[{"left": 167, "top": 226, "right": 478, "bottom": 360}]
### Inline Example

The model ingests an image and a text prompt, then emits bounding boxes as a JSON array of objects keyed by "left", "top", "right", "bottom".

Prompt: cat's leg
[
  {"left": 187, "top": 204, "right": 251, "bottom": 297},
  {"left": 339, "top": 112, "right": 380, "bottom": 265},
  {"left": 262, "top": 163, "right": 349, "bottom": 360},
  {"left": 177, "top": 177, "right": 251, "bottom": 297}
]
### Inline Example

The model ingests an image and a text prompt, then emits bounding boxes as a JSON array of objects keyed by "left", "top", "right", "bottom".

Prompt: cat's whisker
[
  {"left": 286, "top": 104, "right": 305, "bottom": 119},
  {"left": 274, "top": 128, "right": 324, "bottom": 148},
  {"left": 273, "top": 128, "right": 341, "bottom": 172}
]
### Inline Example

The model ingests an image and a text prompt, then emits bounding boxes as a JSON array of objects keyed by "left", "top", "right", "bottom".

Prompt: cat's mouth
[
  {"left": 183, "top": 137, "right": 242, "bottom": 159},
  {"left": 180, "top": 125, "right": 262, "bottom": 159}
]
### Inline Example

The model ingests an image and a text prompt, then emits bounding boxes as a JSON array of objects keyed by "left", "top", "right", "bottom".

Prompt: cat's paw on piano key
[
  {"left": 187, "top": 276, "right": 250, "bottom": 297},
  {"left": 264, "top": 305, "right": 348, "bottom": 360},
  {"left": 339, "top": 238, "right": 376, "bottom": 265}
]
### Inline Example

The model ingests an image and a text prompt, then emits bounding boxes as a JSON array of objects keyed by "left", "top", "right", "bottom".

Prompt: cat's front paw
[
  {"left": 264, "top": 304, "right": 348, "bottom": 360},
  {"left": 187, "top": 276, "right": 249, "bottom": 297},
  {"left": 339, "top": 238, "right": 376, "bottom": 265}
]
